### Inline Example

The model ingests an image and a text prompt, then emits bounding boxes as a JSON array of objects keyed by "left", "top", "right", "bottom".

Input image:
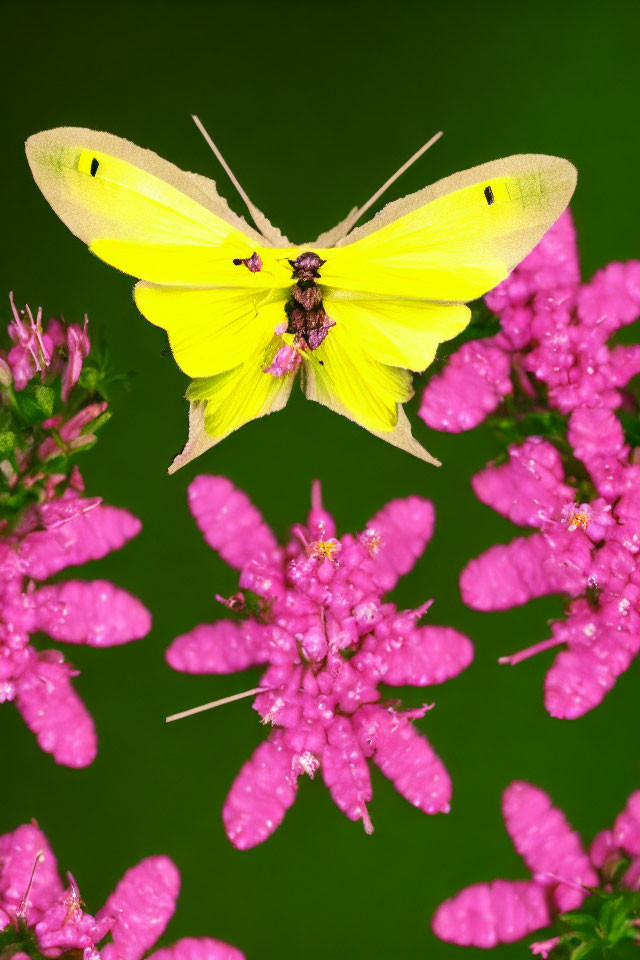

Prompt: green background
[{"left": 2, "top": 1, "right": 640, "bottom": 957}]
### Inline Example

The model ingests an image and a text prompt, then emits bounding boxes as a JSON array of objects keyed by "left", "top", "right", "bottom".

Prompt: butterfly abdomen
[{"left": 282, "top": 252, "right": 335, "bottom": 353}]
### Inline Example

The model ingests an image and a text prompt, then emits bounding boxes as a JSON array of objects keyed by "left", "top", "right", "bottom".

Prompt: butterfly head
[{"left": 288, "top": 251, "right": 326, "bottom": 281}]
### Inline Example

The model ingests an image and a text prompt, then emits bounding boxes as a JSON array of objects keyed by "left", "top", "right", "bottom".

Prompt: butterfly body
[{"left": 25, "top": 127, "right": 577, "bottom": 470}]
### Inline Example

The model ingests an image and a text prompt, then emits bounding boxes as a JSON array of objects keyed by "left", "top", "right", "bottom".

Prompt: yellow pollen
[
  {"left": 310, "top": 538, "right": 341, "bottom": 561},
  {"left": 568, "top": 510, "right": 590, "bottom": 531}
]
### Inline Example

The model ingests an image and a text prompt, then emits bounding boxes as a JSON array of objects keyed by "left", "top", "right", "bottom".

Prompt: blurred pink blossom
[
  {"left": 166, "top": 476, "right": 474, "bottom": 848},
  {"left": 460, "top": 407, "right": 640, "bottom": 718},
  {"left": 0, "top": 822, "right": 244, "bottom": 960},
  {"left": 433, "top": 782, "right": 640, "bottom": 951},
  {"left": 420, "top": 212, "right": 640, "bottom": 431},
  {"left": 0, "top": 493, "right": 151, "bottom": 766}
]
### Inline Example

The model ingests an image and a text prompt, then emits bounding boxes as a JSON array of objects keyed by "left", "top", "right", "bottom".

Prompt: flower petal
[
  {"left": 460, "top": 534, "right": 568, "bottom": 611},
  {"left": 15, "top": 654, "right": 96, "bottom": 768},
  {"left": 223, "top": 731, "right": 299, "bottom": 850},
  {"left": 613, "top": 791, "right": 640, "bottom": 856},
  {"left": 502, "top": 781, "right": 597, "bottom": 910},
  {"left": 187, "top": 476, "right": 279, "bottom": 571},
  {"left": 148, "top": 937, "right": 245, "bottom": 960},
  {"left": 16, "top": 506, "right": 141, "bottom": 581},
  {"left": 568, "top": 407, "right": 627, "bottom": 498},
  {"left": 544, "top": 626, "right": 639, "bottom": 719},
  {"left": 98, "top": 856, "right": 180, "bottom": 960},
  {"left": 33, "top": 581, "right": 151, "bottom": 646},
  {"left": 472, "top": 438, "right": 573, "bottom": 529},
  {"left": 166, "top": 619, "right": 270, "bottom": 674},
  {"left": 0, "top": 824, "right": 63, "bottom": 924},
  {"left": 360, "top": 496, "right": 434, "bottom": 592},
  {"left": 354, "top": 704, "right": 450, "bottom": 814},
  {"left": 322, "top": 717, "right": 373, "bottom": 833},
  {"left": 367, "top": 624, "right": 473, "bottom": 687},
  {"left": 419, "top": 336, "right": 512, "bottom": 433},
  {"left": 432, "top": 879, "right": 550, "bottom": 948}
]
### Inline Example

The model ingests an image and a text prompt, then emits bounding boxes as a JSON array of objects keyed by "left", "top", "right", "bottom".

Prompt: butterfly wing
[
  {"left": 25, "top": 127, "right": 292, "bottom": 287},
  {"left": 301, "top": 154, "right": 575, "bottom": 451},
  {"left": 316, "top": 154, "right": 577, "bottom": 300},
  {"left": 26, "top": 127, "right": 298, "bottom": 462},
  {"left": 135, "top": 282, "right": 295, "bottom": 463}
]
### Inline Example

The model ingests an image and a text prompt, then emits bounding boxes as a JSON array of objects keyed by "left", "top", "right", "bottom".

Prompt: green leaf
[
  {"left": 568, "top": 942, "right": 597, "bottom": 960},
  {"left": 560, "top": 913, "right": 597, "bottom": 929},
  {"left": 14, "top": 384, "right": 55, "bottom": 424},
  {"left": 0, "top": 430, "right": 16, "bottom": 455},
  {"left": 80, "top": 411, "right": 111, "bottom": 434}
]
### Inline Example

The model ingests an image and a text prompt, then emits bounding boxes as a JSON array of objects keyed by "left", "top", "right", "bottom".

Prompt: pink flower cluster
[
  {"left": 0, "top": 493, "right": 151, "bottom": 766},
  {"left": 6, "top": 293, "right": 89, "bottom": 401},
  {"left": 419, "top": 212, "right": 640, "bottom": 432},
  {"left": 433, "top": 781, "right": 640, "bottom": 954},
  {"left": 461, "top": 405, "right": 640, "bottom": 719},
  {"left": 167, "top": 477, "right": 473, "bottom": 849},
  {"left": 0, "top": 294, "right": 151, "bottom": 767},
  {"left": 0, "top": 821, "right": 243, "bottom": 960}
]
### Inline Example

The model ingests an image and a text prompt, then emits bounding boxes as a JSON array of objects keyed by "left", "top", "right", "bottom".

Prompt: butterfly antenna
[
  {"left": 192, "top": 114, "right": 268, "bottom": 236},
  {"left": 165, "top": 686, "right": 266, "bottom": 723},
  {"left": 342, "top": 131, "right": 444, "bottom": 235}
]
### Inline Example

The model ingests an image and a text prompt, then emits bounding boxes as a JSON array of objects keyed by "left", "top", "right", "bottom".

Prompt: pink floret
[
  {"left": 1, "top": 491, "right": 150, "bottom": 766},
  {"left": 0, "top": 824, "right": 244, "bottom": 960},
  {"left": 433, "top": 781, "right": 640, "bottom": 953},
  {"left": 462, "top": 404, "right": 640, "bottom": 717},
  {"left": 168, "top": 478, "right": 473, "bottom": 847},
  {"left": 419, "top": 337, "right": 512, "bottom": 432},
  {"left": 99, "top": 857, "right": 180, "bottom": 960},
  {"left": 223, "top": 732, "right": 299, "bottom": 850},
  {"left": 432, "top": 880, "right": 550, "bottom": 948}
]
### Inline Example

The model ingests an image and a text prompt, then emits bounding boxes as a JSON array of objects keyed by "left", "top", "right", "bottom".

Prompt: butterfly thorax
[{"left": 283, "top": 252, "right": 335, "bottom": 352}]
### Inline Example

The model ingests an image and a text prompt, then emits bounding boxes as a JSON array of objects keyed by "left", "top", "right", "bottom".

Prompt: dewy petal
[
  {"left": 223, "top": 731, "right": 299, "bottom": 850},
  {"left": 544, "top": 628, "right": 639, "bottom": 720},
  {"left": 502, "top": 781, "right": 597, "bottom": 911},
  {"left": 461, "top": 534, "right": 566, "bottom": 611},
  {"left": 98, "top": 856, "right": 180, "bottom": 960},
  {"left": 33, "top": 581, "right": 151, "bottom": 646},
  {"left": 613, "top": 791, "right": 640, "bottom": 856},
  {"left": 364, "top": 625, "right": 473, "bottom": 686},
  {"left": 360, "top": 496, "right": 434, "bottom": 592},
  {"left": 0, "top": 823, "right": 63, "bottom": 924},
  {"left": 16, "top": 506, "right": 141, "bottom": 581},
  {"left": 432, "top": 879, "right": 551, "bottom": 948},
  {"left": 187, "top": 476, "right": 279, "bottom": 571},
  {"left": 354, "top": 704, "right": 451, "bottom": 814},
  {"left": 419, "top": 336, "right": 512, "bottom": 433},
  {"left": 15, "top": 654, "right": 97, "bottom": 768},
  {"left": 148, "top": 937, "right": 245, "bottom": 960},
  {"left": 472, "top": 439, "right": 573, "bottom": 529},
  {"left": 567, "top": 407, "right": 627, "bottom": 498},
  {"left": 166, "top": 619, "right": 270, "bottom": 674},
  {"left": 322, "top": 716, "right": 373, "bottom": 833}
]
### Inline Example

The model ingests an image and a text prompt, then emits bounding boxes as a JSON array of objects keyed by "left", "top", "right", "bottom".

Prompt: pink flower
[
  {"left": 460, "top": 409, "right": 640, "bottom": 718},
  {"left": 61, "top": 316, "right": 90, "bottom": 402},
  {"left": 419, "top": 212, "right": 640, "bottom": 431},
  {"left": 433, "top": 782, "right": 640, "bottom": 951},
  {"left": 5, "top": 295, "right": 92, "bottom": 399},
  {"left": 166, "top": 477, "right": 473, "bottom": 849},
  {"left": 0, "top": 492, "right": 151, "bottom": 766},
  {"left": 0, "top": 822, "right": 244, "bottom": 960}
]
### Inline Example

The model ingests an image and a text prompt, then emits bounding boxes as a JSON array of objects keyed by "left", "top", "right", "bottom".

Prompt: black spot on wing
[
  {"left": 90, "top": 158, "right": 99, "bottom": 177},
  {"left": 484, "top": 185, "right": 495, "bottom": 206}
]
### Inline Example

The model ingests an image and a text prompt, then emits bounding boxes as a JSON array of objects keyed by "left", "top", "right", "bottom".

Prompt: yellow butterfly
[{"left": 25, "top": 120, "right": 576, "bottom": 471}]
